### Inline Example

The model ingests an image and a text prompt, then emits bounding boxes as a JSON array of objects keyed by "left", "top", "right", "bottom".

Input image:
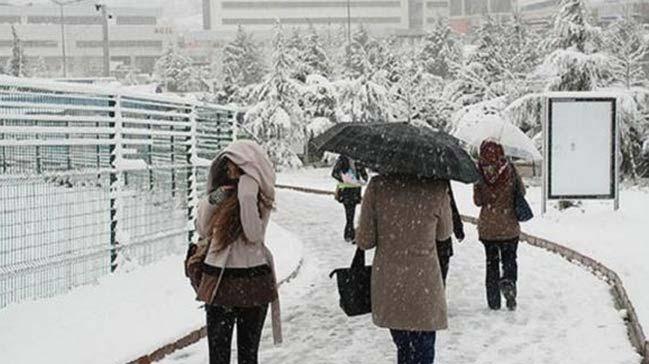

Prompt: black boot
[{"left": 500, "top": 279, "right": 517, "bottom": 311}]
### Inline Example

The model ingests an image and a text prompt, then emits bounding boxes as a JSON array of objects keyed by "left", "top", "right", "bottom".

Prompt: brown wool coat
[
  {"left": 356, "top": 175, "right": 452, "bottom": 332},
  {"left": 473, "top": 166, "right": 526, "bottom": 241}
]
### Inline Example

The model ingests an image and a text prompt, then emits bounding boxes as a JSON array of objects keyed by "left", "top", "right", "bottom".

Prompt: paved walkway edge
[{"left": 276, "top": 185, "right": 649, "bottom": 364}]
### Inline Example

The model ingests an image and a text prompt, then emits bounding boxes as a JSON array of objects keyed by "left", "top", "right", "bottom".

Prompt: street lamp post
[{"left": 51, "top": 0, "right": 86, "bottom": 77}]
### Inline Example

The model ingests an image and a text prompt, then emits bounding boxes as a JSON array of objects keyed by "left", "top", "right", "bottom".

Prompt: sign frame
[{"left": 542, "top": 93, "right": 620, "bottom": 213}]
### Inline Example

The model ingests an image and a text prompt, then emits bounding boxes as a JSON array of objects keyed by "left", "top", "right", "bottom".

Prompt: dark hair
[
  {"left": 209, "top": 191, "right": 243, "bottom": 252},
  {"left": 211, "top": 157, "right": 238, "bottom": 190}
]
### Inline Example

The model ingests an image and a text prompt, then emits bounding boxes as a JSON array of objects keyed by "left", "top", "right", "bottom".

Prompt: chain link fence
[{"left": 0, "top": 76, "right": 235, "bottom": 308}]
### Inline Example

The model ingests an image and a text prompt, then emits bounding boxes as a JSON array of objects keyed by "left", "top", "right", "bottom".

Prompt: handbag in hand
[{"left": 329, "top": 248, "right": 372, "bottom": 316}]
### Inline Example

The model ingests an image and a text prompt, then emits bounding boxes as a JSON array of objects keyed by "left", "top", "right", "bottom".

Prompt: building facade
[
  {"left": 202, "top": 0, "right": 451, "bottom": 37},
  {"left": 0, "top": 4, "right": 171, "bottom": 77}
]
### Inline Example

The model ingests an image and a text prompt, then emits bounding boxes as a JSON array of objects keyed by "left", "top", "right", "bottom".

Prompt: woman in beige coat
[
  {"left": 356, "top": 174, "right": 452, "bottom": 364},
  {"left": 194, "top": 140, "right": 281, "bottom": 364}
]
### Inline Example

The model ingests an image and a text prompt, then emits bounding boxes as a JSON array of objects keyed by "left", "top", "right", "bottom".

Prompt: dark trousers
[
  {"left": 390, "top": 330, "right": 436, "bottom": 364},
  {"left": 206, "top": 304, "right": 269, "bottom": 364},
  {"left": 343, "top": 202, "right": 356, "bottom": 229},
  {"left": 481, "top": 239, "right": 519, "bottom": 309},
  {"left": 436, "top": 238, "right": 453, "bottom": 285}
]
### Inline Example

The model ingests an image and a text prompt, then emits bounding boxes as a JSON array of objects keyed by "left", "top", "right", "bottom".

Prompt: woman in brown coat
[
  {"left": 357, "top": 174, "right": 452, "bottom": 364},
  {"left": 194, "top": 140, "right": 281, "bottom": 364},
  {"left": 473, "top": 140, "right": 525, "bottom": 311}
]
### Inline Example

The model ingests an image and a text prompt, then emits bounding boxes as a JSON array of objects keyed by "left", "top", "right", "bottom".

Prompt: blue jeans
[{"left": 390, "top": 330, "right": 436, "bottom": 364}]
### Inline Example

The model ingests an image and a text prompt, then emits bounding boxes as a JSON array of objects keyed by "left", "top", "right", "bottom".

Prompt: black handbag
[
  {"left": 329, "top": 248, "right": 372, "bottom": 317},
  {"left": 513, "top": 169, "right": 533, "bottom": 222}
]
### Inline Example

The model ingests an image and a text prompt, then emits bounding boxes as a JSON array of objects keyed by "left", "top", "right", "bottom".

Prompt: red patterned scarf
[{"left": 478, "top": 140, "right": 511, "bottom": 186}]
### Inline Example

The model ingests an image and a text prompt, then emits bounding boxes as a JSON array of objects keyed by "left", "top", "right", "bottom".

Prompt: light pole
[
  {"left": 51, "top": 0, "right": 86, "bottom": 77},
  {"left": 95, "top": 3, "right": 111, "bottom": 77}
]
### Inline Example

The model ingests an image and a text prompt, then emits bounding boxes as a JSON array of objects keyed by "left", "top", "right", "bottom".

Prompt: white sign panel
[{"left": 547, "top": 97, "right": 616, "bottom": 199}]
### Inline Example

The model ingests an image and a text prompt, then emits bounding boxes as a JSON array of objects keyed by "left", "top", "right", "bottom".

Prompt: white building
[
  {"left": 0, "top": 3, "right": 172, "bottom": 76},
  {"left": 202, "top": 0, "right": 451, "bottom": 37}
]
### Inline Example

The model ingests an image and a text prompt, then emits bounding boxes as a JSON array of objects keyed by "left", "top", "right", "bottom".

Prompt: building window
[
  {"left": 0, "top": 16, "right": 21, "bottom": 24},
  {"left": 426, "top": 1, "right": 448, "bottom": 9},
  {"left": 0, "top": 40, "right": 58, "bottom": 48},
  {"left": 221, "top": 1, "right": 401, "bottom": 9},
  {"left": 410, "top": 0, "right": 424, "bottom": 30},
  {"left": 464, "top": 0, "right": 487, "bottom": 15},
  {"left": 222, "top": 17, "right": 402, "bottom": 25},
  {"left": 115, "top": 16, "right": 157, "bottom": 25},
  {"left": 520, "top": 0, "right": 556, "bottom": 12},
  {"left": 76, "top": 40, "right": 163, "bottom": 48},
  {"left": 203, "top": 0, "right": 212, "bottom": 30},
  {"left": 490, "top": 0, "right": 512, "bottom": 13},
  {"left": 28, "top": 15, "right": 102, "bottom": 25},
  {"left": 449, "top": 0, "right": 462, "bottom": 16}
]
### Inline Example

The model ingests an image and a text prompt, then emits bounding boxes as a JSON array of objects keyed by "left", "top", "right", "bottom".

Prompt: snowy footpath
[
  {"left": 160, "top": 188, "right": 640, "bottom": 364},
  {"left": 0, "top": 222, "right": 303, "bottom": 364}
]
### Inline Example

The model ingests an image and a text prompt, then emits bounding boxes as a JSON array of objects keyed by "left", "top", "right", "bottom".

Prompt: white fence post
[
  {"left": 109, "top": 93, "right": 124, "bottom": 272},
  {"left": 187, "top": 105, "right": 199, "bottom": 245}
]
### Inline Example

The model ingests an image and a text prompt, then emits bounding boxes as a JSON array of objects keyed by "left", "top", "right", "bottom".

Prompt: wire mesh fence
[{"left": 0, "top": 76, "right": 235, "bottom": 308}]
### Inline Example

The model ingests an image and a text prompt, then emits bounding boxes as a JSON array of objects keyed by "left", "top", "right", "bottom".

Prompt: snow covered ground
[
  {"left": 279, "top": 167, "right": 649, "bottom": 336},
  {"left": 0, "top": 221, "right": 303, "bottom": 364},
  {"left": 160, "top": 188, "right": 640, "bottom": 364}
]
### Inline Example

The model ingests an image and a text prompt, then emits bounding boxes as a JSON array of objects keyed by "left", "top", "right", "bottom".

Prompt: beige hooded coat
[
  {"left": 195, "top": 140, "right": 282, "bottom": 344},
  {"left": 356, "top": 175, "right": 451, "bottom": 332}
]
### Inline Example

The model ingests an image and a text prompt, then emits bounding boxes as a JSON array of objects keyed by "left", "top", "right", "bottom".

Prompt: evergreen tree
[
  {"left": 540, "top": 0, "right": 610, "bottom": 92},
  {"left": 419, "top": 18, "right": 462, "bottom": 79},
  {"left": 30, "top": 56, "right": 48, "bottom": 78},
  {"left": 221, "top": 26, "right": 265, "bottom": 101},
  {"left": 603, "top": 18, "right": 648, "bottom": 89},
  {"left": 286, "top": 27, "right": 310, "bottom": 81},
  {"left": 6, "top": 25, "right": 28, "bottom": 77},
  {"left": 153, "top": 44, "right": 194, "bottom": 92},
  {"left": 301, "top": 24, "right": 333, "bottom": 78},
  {"left": 549, "top": 0, "right": 590, "bottom": 52},
  {"left": 345, "top": 25, "right": 383, "bottom": 78},
  {"left": 245, "top": 21, "right": 305, "bottom": 168}
]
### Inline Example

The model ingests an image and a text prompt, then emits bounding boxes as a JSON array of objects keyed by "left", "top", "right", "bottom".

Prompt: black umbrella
[{"left": 313, "top": 122, "right": 480, "bottom": 183}]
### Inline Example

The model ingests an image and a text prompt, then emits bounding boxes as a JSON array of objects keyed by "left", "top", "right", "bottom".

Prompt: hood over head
[{"left": 207, "top": 140, "right": 276, "bottom": 202}]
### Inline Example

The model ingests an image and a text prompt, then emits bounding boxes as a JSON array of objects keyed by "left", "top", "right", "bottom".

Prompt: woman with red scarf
[{"left": 473, "top": 140, "right": 526, "bottom": 311}]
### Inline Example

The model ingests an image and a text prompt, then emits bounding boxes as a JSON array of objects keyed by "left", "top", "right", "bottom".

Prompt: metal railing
[{"left": 0, "top": 76, "right": 235, "bottom": 308}]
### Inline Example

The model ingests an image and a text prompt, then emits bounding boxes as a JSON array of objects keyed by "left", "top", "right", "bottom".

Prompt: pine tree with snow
[
  {"left": 30, "top": 56, "right": 48, "bottom": 78},
  {"left": 153, "top": 44, "right": 194, "bottom": 92},
  {"left": 549, "top": 0, "right": 590, "bottom": 52},
  {"left": 245, "top": 21, "right": 305, "bottom": 168},
  {"left": 6, "top": 25, "right": 28, "bottom": 77},
  {"left": 221, "top": 26, "right": 266, "bottom": 101},
  {"left": 301, "top": 24, "right": 333, "bottom": 79},
  {"left": 445, "top": 16, "right": 507, "bottom": 106},
  {"left": 286, "top": 27, "right": 311, "bottom": 82},
  {"left": 345, "top": 25, "right": 382, "bottom": 78},
  {"left": 602, "top": 18, "right": 648, "bottom": 89},
  {"left": 538, "top": 0, "right": 610, "bottom": 92},
  {"left": 419, "top": 18, "right": 462, "bottom": 79}
]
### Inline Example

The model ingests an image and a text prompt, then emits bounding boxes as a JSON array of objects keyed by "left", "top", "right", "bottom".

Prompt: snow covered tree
[
  {"left": 302, "top": 74, "right": 337, "bottom": 122},
  {"left": 539, "top": 0, "right": 610, "bottom": 92},
  {"left": 335, "top": 73, "right": 393, "bottom": 123},
  {"left": 244, "top": 21, "right": 305, "bottom": 168},
  {"left": 548, "top": 0, "right": 590, "bottom": 52},
  {"left": 6, "top": 25, "right": 28, "bottom": 77},
  {"left": 285, "top": 27, "right": 310, "bottom": 81},
  {"left": 153, "top": 44, "right": 194, "bottom": 92},
  {"left": 300, "top": 24, "right": 333, "bottom": 79},
  {"left": 345, "top": 25, "right": 386, "bottom": 78},
  {"left": 602, "top": 18, "right": 648, "bottom": 89},
  {"left": 221, "top": 26, "right": 266, "bottom": 101},
  {"left": 419, "top": 18, "right": 462, "bottom": 79},
  {"left": 30, "top": 56, "right": 48, "bottom": 78}
]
